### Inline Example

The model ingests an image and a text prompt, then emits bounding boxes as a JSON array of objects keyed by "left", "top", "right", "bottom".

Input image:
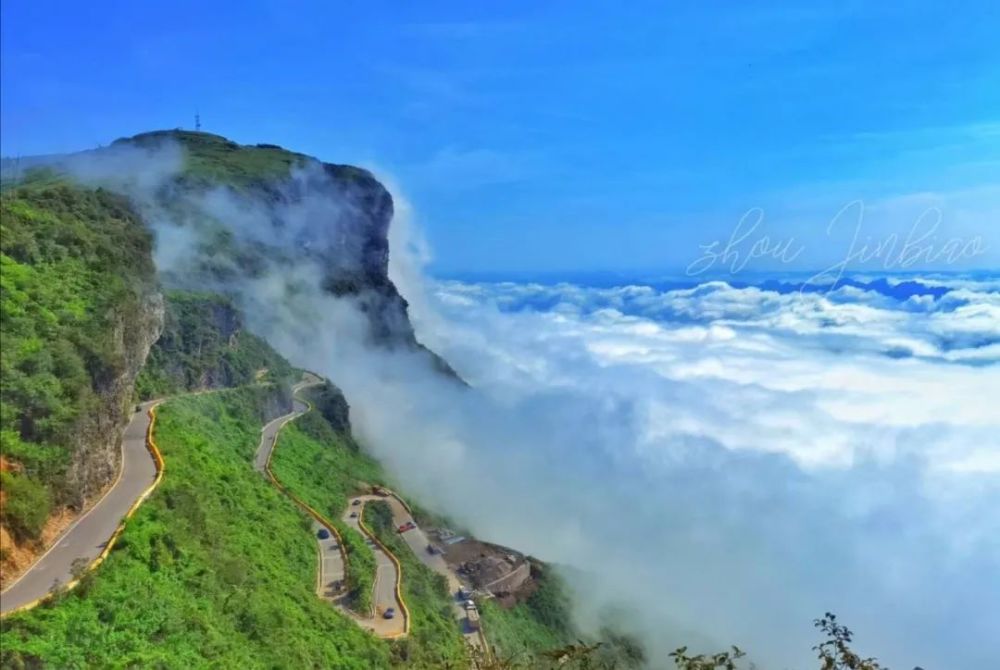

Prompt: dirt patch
[
  {"left": 435, "top": 535, "right": 534, "bottom": 604},
  {"left": 0, "top": 507, "right": 80, "bottom": 589},
  {"left": 0, "top": 466, "right": 123, "bottom": 591}
]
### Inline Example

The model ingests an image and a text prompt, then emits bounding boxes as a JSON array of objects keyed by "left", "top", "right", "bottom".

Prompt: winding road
[
  {"left": 255, "top": 379, "right": 407, "bottom": 638},
  {"left": 3, "top": 375, "right": 487, "bottom": 655},
  {"left": 254, "top": 387, "right": 348, "bottom": 603},
  {"left": 337, "top": 492, "right": 486, "bottom": 650},
  {"left": 0, "top": 401, "right": 160, "bottom": 616},
  {"left": 361, "top": 492, "right": 486, "bottom": 650}
]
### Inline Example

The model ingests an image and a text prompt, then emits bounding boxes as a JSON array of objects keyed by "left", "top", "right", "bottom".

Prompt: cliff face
[
  {"left": 0, "top": 183, "right": 163, "bottom": 579},
  {"left": 1, "top": 130, "right": 455, "bottom": 562},
  {"left": 112, "top": 131, "right": 454, "bottom": 375},
  {"left": 135, "top": 291, "right": 294, "bottom": 399},
  {"left": 64, "top": 287, "right": 163, "bottom": 508}
]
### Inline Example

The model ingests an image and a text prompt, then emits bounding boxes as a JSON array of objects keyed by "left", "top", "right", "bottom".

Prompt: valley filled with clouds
[{"left": 343, "top": 274, "right": 998, "bottom": 669}]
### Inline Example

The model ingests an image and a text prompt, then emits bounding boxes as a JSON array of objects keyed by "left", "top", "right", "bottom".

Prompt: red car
[{"left": 397, "top": 521, "right": 415, "bottom": 533}]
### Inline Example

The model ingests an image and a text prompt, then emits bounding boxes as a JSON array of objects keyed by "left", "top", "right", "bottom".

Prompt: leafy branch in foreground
[
  {"left": 669, "top": 645, "right": 748, "bottom": 670},
  {"left": 461, "top": 612, "right": 899, "bottom": 670},
  {"left": 813, "top": 612, "right": 886, "bottom": 670}
]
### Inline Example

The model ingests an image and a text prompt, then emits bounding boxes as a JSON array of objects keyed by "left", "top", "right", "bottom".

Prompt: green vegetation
[
  {"left": 0, "top": 472, "right": 51, "bottom": 540},
  {"left": 304, "top": 381, "right": 352, "bottom": 434},
  {"left": 478, "top": 564, "right": 644, "bottom": 668},
  {"left": 364, "top": 500, "right": 468, "bottom": 668},
  {"left": 469, "top": 614, "right": 886, "bottom": 670},
  {"left": 267, "top": 412, "right": 384, "bottom": 615},
  {"left": 478, "top": 569, "right": 574, "bottom": 658},
  {"left": 0, "top": 386, "right": 391, "bottom": 669},
  {"left": 0, "top": 183, "right": 156, "bottom": 539},
  {"left": 120, "top": 130, "right": 308, "bottom": 189},
  {"left": 117, "top": 130, "right": 375, "bottom": 191},
  {"left": 335, "top": 519, "right": 377, "bottom": 616},
  {"left": 135, "top": 291, "right": 292, "bottom": 399}
]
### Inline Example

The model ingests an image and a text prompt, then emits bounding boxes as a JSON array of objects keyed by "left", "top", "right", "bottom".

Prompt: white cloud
[
  {"left": 60, "top": 143, "right": 995, "bottom": 667},
  {"left": 331, "top": 275, "right": 999, "bottom": 669}
]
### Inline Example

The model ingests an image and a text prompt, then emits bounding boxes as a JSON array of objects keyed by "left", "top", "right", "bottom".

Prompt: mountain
[
  {"left": 0, "top": 132, "right": 644, "bottom": 669},
  {"left": 0, "top": 130, "right": 456, "bottom": 582},
  {"left": 0, "top": 183, "right": 164, "bottom": 574}
]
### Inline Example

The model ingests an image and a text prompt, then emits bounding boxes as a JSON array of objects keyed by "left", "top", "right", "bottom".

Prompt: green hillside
[
  {"left": 269, "top": 415, "right": 468, "bottom": 667},
  {"left": 118, "top": 130, "right": 377, "bottom": 191},
  {"left": 0, "top": 183, "right": 157, "bottom": 541},
  {"left": 0, "top": 386, "right": 391, "bottom": 669},
  {"left": 135, "top": 290, "right": 293, "bottom": 400},
  {"left": 0, "top": 135, "right": 635, "bottom": 669}
]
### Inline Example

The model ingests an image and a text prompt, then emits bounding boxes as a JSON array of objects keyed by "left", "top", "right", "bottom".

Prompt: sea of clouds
[
  {"left": 41, "top": 143, "right": 997, "bottom": 668},
  {"left": 339, "top": 271, "right": 999, "bottom": 670}
]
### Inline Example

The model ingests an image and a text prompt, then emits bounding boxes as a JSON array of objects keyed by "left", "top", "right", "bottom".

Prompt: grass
[
  {"left": 0, "top": 387, "right": 391, "bottom": 670},
  {"left": 477, "top": 570, "right": 574, "bottom": 660},
  {"left": 119, "top": 130, "right": 307, "bottom": 189},
  {"left": 267, "top": 412, "right": 384, "bottom": 616},
  {"left": 116, "top": 130, "right": 376, "bottom": 191}
]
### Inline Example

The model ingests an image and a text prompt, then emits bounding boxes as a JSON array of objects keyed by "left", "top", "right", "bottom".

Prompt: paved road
[
  {"left": 376, "top": 493, "right": 485, "bottom": 649},
  {"left": 342, "top": 496, "right": 407, "bottom": 637},
  {"left": 256, "top": 379, "right": 480, "bottom": 646},
  {"left": 256, "top": 381, "right": 405, "bottom": 637},
  {"left": 1, "top": 401, "right": 159, "bottom": 615},
  {"left": 253, "top": 382, "right": 347, "bottom": 603}
]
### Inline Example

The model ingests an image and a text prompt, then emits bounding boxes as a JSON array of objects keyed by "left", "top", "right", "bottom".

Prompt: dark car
[
  {"left": 350, "top": 511, "right": 358, "bottom": 518},
  {"left": 317, "top": 528, "right": 331, "bottom": 540},
  {"left": 383, "top": 608, "right": 395, "bottom": 619},
  {"left": 352, "top": 499, "right": 361, "bottom": 506}
]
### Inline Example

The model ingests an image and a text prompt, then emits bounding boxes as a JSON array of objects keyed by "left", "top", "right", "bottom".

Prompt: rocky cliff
[
  {"left": 0, "top": 183, "right": 163, "bottom": 581},
  {"left": 135, "top": 290, "right": 294, "bottom": 399},
  {"left": 117, "top": 131, "right": 457, "bottom": 376},
  {"left": 1, "top": 130, "right": 457, "bottom": 579},
  {"left": 63, "top": 287, "right": 163, "bottom": 508}
]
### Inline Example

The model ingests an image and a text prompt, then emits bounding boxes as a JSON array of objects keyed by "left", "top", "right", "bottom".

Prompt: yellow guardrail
[
  {"left": 264, "top": 383, "right": 411, "bottom": 636},
  {"left": 357, "top": 502, "right": 412, "bottom": 639},
  {"left": 3, "top": 378, "right": 475, "bottom": 653},
  {"left": 261, "top": 388, "right": 352, "bottom": 601},
  {"left": 0, "top": 403, "right": 166, "bottom": 619}
]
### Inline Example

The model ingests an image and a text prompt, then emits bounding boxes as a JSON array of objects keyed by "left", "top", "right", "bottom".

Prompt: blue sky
[{"left": 2, "top": 1, "right": 998, "bottom": 274}]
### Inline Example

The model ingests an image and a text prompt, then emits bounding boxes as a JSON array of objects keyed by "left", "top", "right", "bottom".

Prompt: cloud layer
[
  {"left": 43, "top": 144, "right": 998, "bottom": 667},
  {"left": 336, "top": 274, "right": 999, "bottom": 669}
]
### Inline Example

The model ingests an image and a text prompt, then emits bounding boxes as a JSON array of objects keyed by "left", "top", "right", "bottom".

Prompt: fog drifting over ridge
[
  {"left": 351, "top": 269, "right": 999, "bottom": 670},
  {"left": 48, "top": 144, "right": 998, "bottom": 669}
]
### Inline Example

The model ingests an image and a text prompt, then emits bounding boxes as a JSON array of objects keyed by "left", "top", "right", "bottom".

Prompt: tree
[{"left": 813, "top": 612, "right": 886, "bottom": 670}]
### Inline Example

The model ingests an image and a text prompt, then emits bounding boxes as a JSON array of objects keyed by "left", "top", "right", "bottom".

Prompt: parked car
[
  {"left": 426, "top": 544, "right": 440, "bottom": 555},
  {"left": 352, "top": 499, "right": 361, "bottom": 506},
  {"left": 317, "top": 528, "right": 331, "bottom": 540},
  {"left": 350, "top": 511, "right": 358, "bottom": 518},
  {"left": 383, "top": 608, "right": 396, "bottom": 619}
]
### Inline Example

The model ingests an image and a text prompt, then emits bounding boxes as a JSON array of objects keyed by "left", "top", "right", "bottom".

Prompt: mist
[
  {"left": 315, "top": 278, "right": 999, "bottom": 670},
  {"left": 53, "top": 142, "right": 1000, "bottom": 669}
]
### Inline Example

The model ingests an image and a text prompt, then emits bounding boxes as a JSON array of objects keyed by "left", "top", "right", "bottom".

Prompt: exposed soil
[
  {"left": 0, "top": 470, "right": 119, "bottom": 590},
  {"left": 1, "top": 508, "right": 79, "bottom": 589},
  {"left": 436, "top": 534, "right": 536, "bottom": 608}
]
